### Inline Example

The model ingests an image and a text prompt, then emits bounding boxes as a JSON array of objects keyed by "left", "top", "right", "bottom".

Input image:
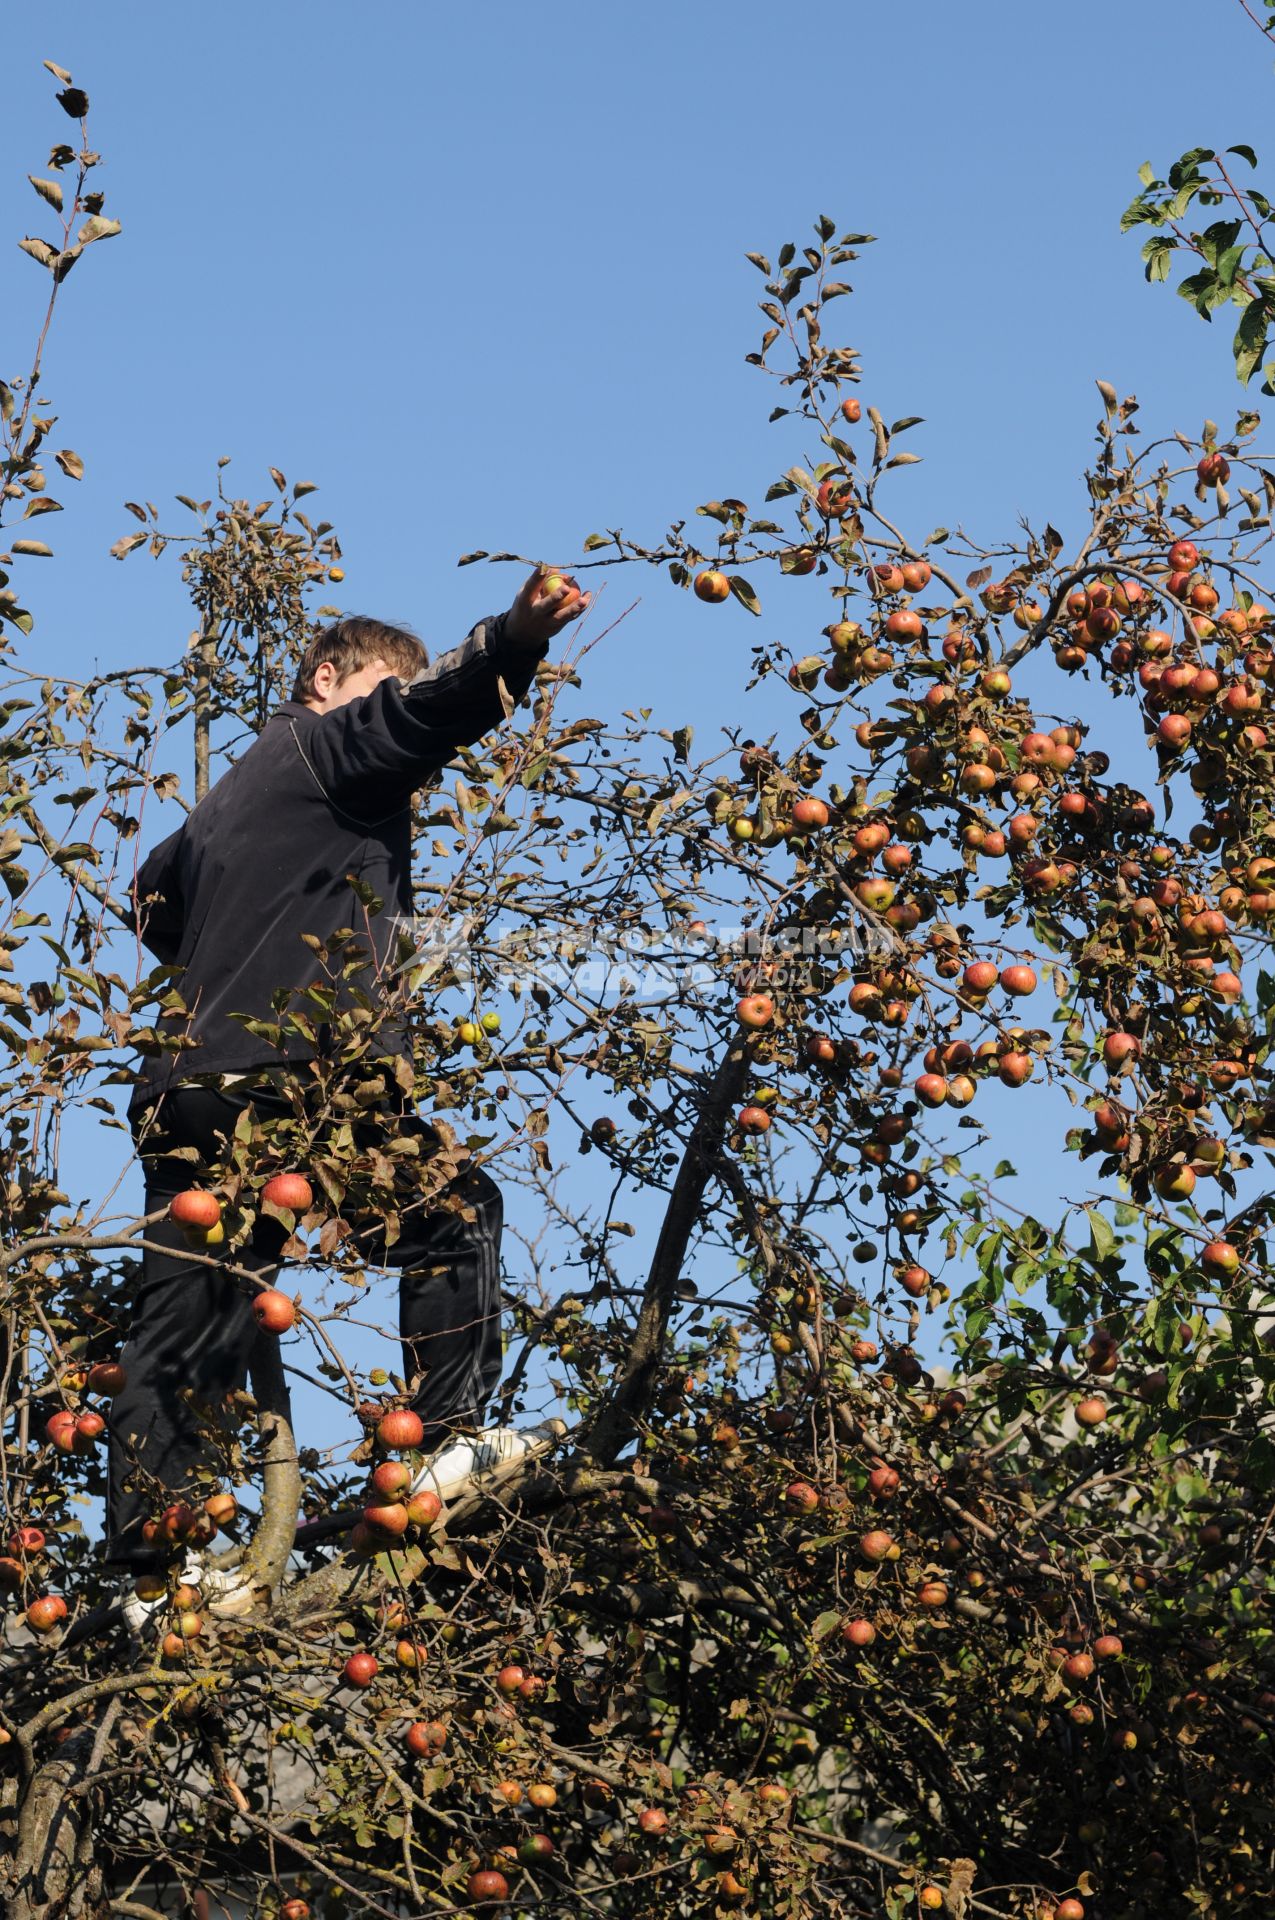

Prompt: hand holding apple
[{"left": 504, "top": 566, "right": 592, "bottom": 650}]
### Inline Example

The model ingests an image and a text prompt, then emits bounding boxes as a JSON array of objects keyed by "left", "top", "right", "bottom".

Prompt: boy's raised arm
[{"left": 301, "top": 570, "right": 589, "bottom": 799}]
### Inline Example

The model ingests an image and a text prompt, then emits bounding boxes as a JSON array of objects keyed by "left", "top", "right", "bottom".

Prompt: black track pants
[{"left": 106, "top": 1083, "right": 504, "bottom": 1568}]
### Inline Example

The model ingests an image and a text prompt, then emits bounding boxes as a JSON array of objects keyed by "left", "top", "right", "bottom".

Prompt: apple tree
[{"left": 1, "top": 59, "right": 1273, "bottom": 1920}]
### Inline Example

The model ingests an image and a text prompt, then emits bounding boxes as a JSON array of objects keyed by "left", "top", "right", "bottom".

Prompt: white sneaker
[
  {"left": 120, "top": 1551, "right": 256, "bottom": 1634},
  {"left": 409, "top": 1419, "right": 566, "bottom": 1503}
]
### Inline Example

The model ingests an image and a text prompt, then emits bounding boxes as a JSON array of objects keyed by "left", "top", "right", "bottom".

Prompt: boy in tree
[{"left": 111, "top": 568, "right": 586, "bottom": 1616}]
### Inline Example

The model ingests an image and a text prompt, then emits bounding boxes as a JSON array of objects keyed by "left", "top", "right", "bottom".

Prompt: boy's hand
[{"left": 504, "top": 567, "right": 592, "bottom": 651}]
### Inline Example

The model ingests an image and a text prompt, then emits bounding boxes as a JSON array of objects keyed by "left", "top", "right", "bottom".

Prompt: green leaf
[
  {"left": 582, "top": 532, "right": 610, "bottom": 551},
  {"left": 1138, "top": 160, "right": 1157, "bottom": 188},
  {"left": 1177, "top": 267, "right": 1222, "bottom": 318},
  {"left": 1234, "top": 298, "right": 1270, "bottom": 387},
  {"left": 1142, "top": 235, "right": 1177, "bottom": 283},
  {"left": 1227, "top": 144, "right": 1260, "bottom": 169},
  {"left": 1120, "top": 193, "right": 1158, "bottom": 234},
  {"left": 1085, "top": 1208, "right": 1116, "bottom": 1265}
]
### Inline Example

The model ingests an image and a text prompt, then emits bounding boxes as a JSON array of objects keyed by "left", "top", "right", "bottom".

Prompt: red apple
[
  {"left": 406, "top": 1719, "right": 448, "bottom": 1757},
  {"left": 999, "top": 964, "right": 1037, "bottom": 996},
  {"left": 963, "top": 961, "right": 999, "bottom": 995},
  {"left": 25, "top": 1594, "right": 67, "bottom": 1633},
  {"left": 363, "top": 1501, "right": 409, "bottom": 1538},
  {"left": 376, "top": 1408, "right": 425, "bottom": 1450},
  {"left": 169, "top": 1190, "right": 221, "bottom": 1231},
  {"left": 261, "top": 1172, "right": 313, "bottom": 1213},
  {"left": 372, "top": 1459, "right": 412, "bottom": 1499},
  {"left": 252, "top": 1289, "right": 296, "bottom": 1333},
  {"left": 466, "top": 1870, "right": 509, "bottom": 1905},
  {"left": 406, "top": 1489, "right": 442, "bottom": 1528},
  {"left": 791, "top": 796, "right": 830, "bottom": 831},
  {"left": 87, "top": 1360, "right": 126, "bottom": 1397}
]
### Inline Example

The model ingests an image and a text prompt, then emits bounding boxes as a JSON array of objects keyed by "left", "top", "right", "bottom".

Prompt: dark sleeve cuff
[{"left": 486, "top": 609, "right": 549, "bottom": 694}]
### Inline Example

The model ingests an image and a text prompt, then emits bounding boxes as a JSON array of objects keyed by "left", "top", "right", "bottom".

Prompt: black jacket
[{"left": 127, "top": 612, "right": 545, "bottom": 1115}]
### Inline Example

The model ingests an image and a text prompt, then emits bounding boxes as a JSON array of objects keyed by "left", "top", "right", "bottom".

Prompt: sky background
[{"left": 2, "top": 1, "right": 1269, "bottom": 1501}]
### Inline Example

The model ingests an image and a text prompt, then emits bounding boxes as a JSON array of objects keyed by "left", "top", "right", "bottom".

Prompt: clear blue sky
[
  {"left": 3, "top": 3, "right": 1267, "bottom": 1475},
  {"left": 3, "top": 0, "right": 1266, "bottom": 717}
]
